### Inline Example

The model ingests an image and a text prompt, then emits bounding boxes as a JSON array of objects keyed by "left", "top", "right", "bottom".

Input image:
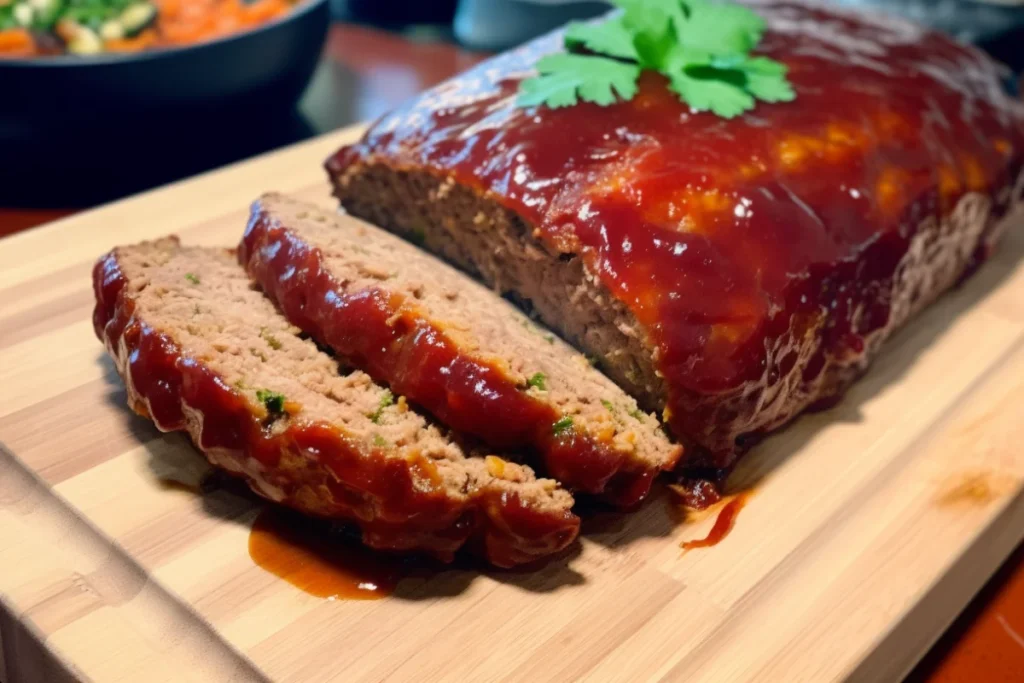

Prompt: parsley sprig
[{"left": 517, "top": 0, "right": 795, "bottom": 118}]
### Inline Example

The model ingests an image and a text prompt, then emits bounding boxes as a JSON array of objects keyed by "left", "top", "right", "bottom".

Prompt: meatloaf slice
[
  {"left": 239, "top": 193, "right": 681, "bottom": 507},
  {"left": 92, "top": 238, "right": 578, "bottom": 566},
  {"left": 326, "top": 0, "right": 1024, "bottom": 474}
]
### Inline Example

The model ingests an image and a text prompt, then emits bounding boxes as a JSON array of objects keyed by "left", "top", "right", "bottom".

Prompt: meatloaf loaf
[
  {"left": 327, "top": 0, "right": 1024, "bottom": 473},
  {"left": 92, "top": 238, "right": 579, "bottom": 566},
  {"left": 239, "top": 193, "right": 681, "bottom": 507}
]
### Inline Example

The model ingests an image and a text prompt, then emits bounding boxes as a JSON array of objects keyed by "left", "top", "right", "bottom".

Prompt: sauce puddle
[
  {"left": 679, "top": 491, "right": 751, "bottom": 552},
  {"left": 248, "top": 508, "right": 406, "bottom": 600}
]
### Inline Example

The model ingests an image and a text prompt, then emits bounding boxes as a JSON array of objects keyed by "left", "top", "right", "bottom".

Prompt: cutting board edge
[
  {"left": 0, "top": 442, "right": 267, "bottom": 683},
  {"left": 849, "top": 487, "right": 1024, "bottom": 682}
]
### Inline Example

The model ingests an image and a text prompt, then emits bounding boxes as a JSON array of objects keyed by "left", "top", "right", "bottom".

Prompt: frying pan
[{"left": 0, "top": 0, "right": 330, "bottom": 205}]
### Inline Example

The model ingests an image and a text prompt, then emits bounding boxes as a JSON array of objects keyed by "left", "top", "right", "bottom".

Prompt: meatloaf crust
[
  {"left": 327, "top": 0, "right": 1024, "bottom": 472},
  {"left": 240, "top": 193, "right": 681, "bottom": 507},
  {"left": 93, "top": 238, "right": 579, "bottom": 566}
]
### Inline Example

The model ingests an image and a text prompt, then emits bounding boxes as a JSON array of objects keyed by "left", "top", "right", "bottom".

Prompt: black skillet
[{"left": 0, "top": 0, "right": 330, "bottom": 206}]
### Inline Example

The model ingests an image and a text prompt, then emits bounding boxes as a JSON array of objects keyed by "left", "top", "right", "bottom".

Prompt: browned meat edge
[
  {"left": 327, "top": 160, "right": 1021, "bottom": 475},
  {"left": 92, "top": 238, "right": 580, "bottom": 566},
  {"left": 239, "top": 193, "right": 682, "bottom": 507}
]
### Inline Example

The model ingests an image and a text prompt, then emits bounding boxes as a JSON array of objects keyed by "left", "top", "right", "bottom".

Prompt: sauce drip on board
[
  {"left": 681, "top": 492, "right": 752, "bottom": 551},
  {"left": 248, "top": 508, "right": 404, "bottom": 600},
  {"left": 335, "top": 0, "right": 1024, "bottom": 465}
]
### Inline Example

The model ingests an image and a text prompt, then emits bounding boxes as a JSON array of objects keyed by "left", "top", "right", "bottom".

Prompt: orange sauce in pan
[
  {"left": 681, "top": 492, "right": 751, "bottom": 552},
  {"left": 248, "top": 508, "right": 403, "bottom": 600}
]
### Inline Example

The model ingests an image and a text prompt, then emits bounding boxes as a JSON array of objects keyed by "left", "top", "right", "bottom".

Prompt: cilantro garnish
[
  {"left": 255, "top": 389, "right": 285, "bottom": 415},
  {"left": 552, "top": 415, "right": 574, "bottom": 436},
  {"left": 517, "top": 0, "right": 795, "bottom": 118},
  {"left": 527, "top": 372, "right": 547, "bottom": 391},
  {"left": 519, "top": 54, "right": 640, "bottom": 109}
]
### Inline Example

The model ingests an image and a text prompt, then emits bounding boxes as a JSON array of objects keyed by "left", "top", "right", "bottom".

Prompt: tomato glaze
[
  {"left": 91, "top": 247, "right": 580, "bottom": 567},
  {"left": 239, "top": 205, "right": 674, "bottom": 506},
  {"left": 331, "top": 0, "right": 1024, "bottom": 467},
  {"left": 681, "top": 492, "right": 751, "bottom": 551},
  {"left": 249, "top": 507, "right": 405, "bottom": 600}
]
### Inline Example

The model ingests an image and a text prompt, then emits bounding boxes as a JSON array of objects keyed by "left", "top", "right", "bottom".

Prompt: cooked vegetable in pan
[{"left": 0, "top": 0, "right": 298, "bottom": 57}]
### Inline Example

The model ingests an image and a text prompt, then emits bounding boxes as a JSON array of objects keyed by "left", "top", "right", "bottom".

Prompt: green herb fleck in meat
[
  {"left": 628, "top": 407, "right": 645, "bottom": 422},
  {"left": 601, "top": 399, "right": 616, "bottom": 412},
  {"left": 256, "top": 389, "right": 285, "bottom": 415},
  {"left": 368, "top": 389, "right": 394, "bottom": 424},
  {"left": 526, "top": 372, "right": 547, "bottom": 391},
  {"left": 184, "top": 272, "right": 200, "bottom": 285},
  {"left": 373, "top": 434, "right": 389, "bottom": 447},
  {"left": 260, "top": 327, "right": 283, "bottom": 350},
  {"left": 552, "top": 415, "right": 574, "bottom": 436}
]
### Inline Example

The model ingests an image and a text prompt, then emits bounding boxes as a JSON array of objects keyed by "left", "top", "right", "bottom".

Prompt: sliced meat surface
[
  {"left": 92, "top": 238, "right": 579, "bottom": 566},
  {"left": 326, "top": 0, "right": 1024, "bottom": 475},
  {"left": 239, "top": 193, "right": 682, "bottom": 507}
]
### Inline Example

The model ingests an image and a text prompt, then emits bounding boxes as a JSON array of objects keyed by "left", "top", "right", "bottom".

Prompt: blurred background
[
  {"left": 0, "top": 0, "right": 1023, "bottom": 233},
  {"left": 0, "top": 0, "right": 1021, "bottom": 228}
]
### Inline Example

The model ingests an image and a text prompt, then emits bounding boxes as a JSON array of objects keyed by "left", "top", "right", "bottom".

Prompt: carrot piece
[
  {"left": 0, "top": 28, "right": 36, "bottom": 57},
  {"left": 104, "top": 28, "right": 159, "bottom": 53}
]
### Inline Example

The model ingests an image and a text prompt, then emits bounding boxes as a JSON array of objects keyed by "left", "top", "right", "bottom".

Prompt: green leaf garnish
[
  {"left": 517, "top": 54, "right": 640, "bottom": 109},
  {"left": 564, "top": 17, "right": 638, "bottom": 61},
  {"left": 552, "top": 415, "right": 574, "bottom": 436},
  {"left": 676, "top": 0, "right": 765, "bottom": 56},
  {"left": 184, "top": 273, "right": 200, "bottom": 285},
  {"left": 527, "top": 372, "right": 547, "bottom": 391},
  {"left": 256, "top": 389, "right": 285, "bottom": 415},
  {"left": 516, "top": 0, "right": 794, "bottom": 118}
]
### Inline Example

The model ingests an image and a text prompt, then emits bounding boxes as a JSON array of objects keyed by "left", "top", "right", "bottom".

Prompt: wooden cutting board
[{"left": 2, "top": 125, "right": 1024, "bottom": 683}]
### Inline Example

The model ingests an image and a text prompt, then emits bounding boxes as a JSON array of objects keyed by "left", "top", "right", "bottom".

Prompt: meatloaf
[
  {"left": 92, "top": 238, "right": 579, "bottom": 566},
  {"left": 327, "top": 0, "right": 1024, "bottom": 474},
  {"left": 239, "top": 193, "right": 681, "bottom": 507}
]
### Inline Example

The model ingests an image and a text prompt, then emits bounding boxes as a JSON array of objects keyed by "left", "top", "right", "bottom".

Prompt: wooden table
[{"left": 1, "top": 21, "right": 1022, "bottom": 682}]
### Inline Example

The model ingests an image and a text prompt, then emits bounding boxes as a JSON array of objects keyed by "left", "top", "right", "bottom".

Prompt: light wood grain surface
[{"left": 1, "top": 125, "right": 1023, "bottom": 682}]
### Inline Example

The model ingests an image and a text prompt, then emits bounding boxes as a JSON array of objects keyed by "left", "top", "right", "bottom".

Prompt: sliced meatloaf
[
  {"left": 92, "top": 238, "right": 578, "bottom": 566},
  {"left": 326, "top": 0, "right": 1024, "bottom": 474},
  {"left": 239, "top": 193, "right": 681, "bottom": 507}
]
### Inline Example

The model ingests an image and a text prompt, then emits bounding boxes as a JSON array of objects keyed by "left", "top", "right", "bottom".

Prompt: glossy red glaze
[
  {"left": 249, "top": 507, "right": 403, "bottom": 600},
  {"left": 92, "top": 246, "right": 580, "bottom": 567},
  {"left": 670, "top": 477, "right": 723, "bottom": 510},
  {"left": 239, "top": 204, "right": 670, "bottom": 506},
  {"left": 681, "top": 492, "right": 750, "bottom": 551},
  {"left": 330, "top": 0, "right": 1024, "bottom": 465}
]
